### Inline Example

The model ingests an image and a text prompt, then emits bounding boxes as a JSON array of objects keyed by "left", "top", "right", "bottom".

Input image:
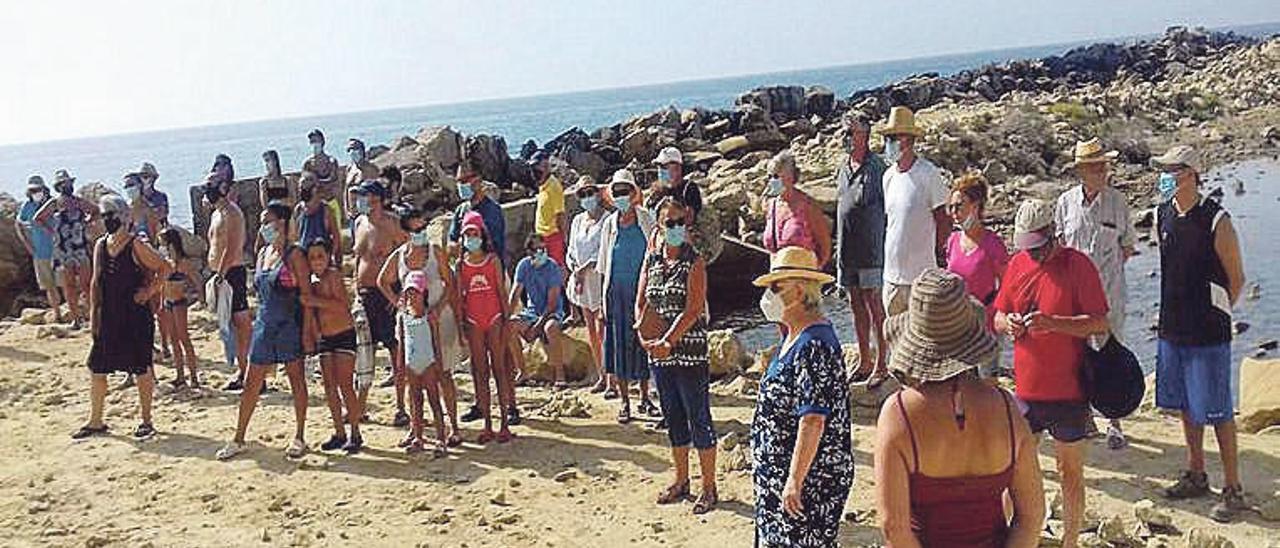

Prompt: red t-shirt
[{"left": 993, "top": 248, "right": 1108, "bottom": 402}]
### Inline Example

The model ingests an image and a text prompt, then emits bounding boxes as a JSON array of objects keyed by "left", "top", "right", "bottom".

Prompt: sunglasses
[
  {"left": 576, "top": 188, "right": 598, "bottom": 199},
  {"left": 663, "top": 218, "right": 687, "bottom": 229}
]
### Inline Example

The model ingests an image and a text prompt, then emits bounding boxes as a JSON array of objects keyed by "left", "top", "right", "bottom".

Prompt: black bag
[{"left": 1082, "top": 335, "right": 1145, "bottom": 419}]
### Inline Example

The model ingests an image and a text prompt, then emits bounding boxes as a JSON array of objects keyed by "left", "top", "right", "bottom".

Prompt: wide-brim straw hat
[
  {"left": 752, "top": 246, "right": 835, "bottom": 287},
  {"left": 876, "top": 106, "right": 925, "bottom": 137},
  {"left": 1071, "top": 138, "right": 1119, "bottom": 166},
  {"left": 884, "top": 268, "right": 998, "bottom": 384}
]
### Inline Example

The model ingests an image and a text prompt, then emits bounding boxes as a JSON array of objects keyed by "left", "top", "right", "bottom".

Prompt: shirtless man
[
  {"left": 352, "top": 180, "right": 409, "bottom": 426},
  {"left": 302, "top": 236, "right": 364, "bottom": 453},
  {"left": 205, "top": 175, "right": 253, "bottom": 391},
  {"left": 344, "top": 139, "right": 380, "bottom": 218}
]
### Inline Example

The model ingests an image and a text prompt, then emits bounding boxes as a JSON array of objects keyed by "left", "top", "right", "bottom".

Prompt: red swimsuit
[{"left": 460, "top": 254, "right": 503, "bottom": 331}]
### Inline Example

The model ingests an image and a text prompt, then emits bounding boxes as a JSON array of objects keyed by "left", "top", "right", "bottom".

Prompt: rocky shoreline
[{"left": 2, "top": 26, "right": 1279, "bottom": 314}]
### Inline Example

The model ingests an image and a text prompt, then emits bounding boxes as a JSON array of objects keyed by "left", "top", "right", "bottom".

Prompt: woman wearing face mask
[
  {"left": 596, "top": 170, "right": 658, "bottom": 421},
  {"left": 750, "top": 246, "right": 853, "bottom": 547},
  {"left": 944, "top": 173, "right": 1009, "bottom": 383},
  {"left": 34, "top": 169, "right": 98, "bottom": 330},
  {"left": 637, "top": 196, "right": 717, "bottom": 514},
  {"left": 565, "top": 176, "right": 610, "bottom": 394},
  {"left": 73, "top": 195, "right": 172, "bottom": 440},
  {"left": 378, "top": 205, "right": 466, "bottom": 448},
  {"left": 293, "top": 173, "right": 341, "bottom": 265},
  {"left": 217, "top": 201, "right": 315, "bottom": 461},
  {"left": 762, "top": 151, "right": 832, "bottom": 268},
  {"left": 259, "top": 150, "right": 293, "bottom": 208}
]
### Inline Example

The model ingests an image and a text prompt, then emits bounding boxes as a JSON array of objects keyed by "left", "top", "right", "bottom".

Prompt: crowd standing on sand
[{"left": 11, "top": 98, "right": 1255, "bottom": 546}]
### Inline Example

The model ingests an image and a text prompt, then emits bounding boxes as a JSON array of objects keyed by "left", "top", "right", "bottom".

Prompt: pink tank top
[{"left": 763, "top": 195, "right": 816, "bottom": 252}]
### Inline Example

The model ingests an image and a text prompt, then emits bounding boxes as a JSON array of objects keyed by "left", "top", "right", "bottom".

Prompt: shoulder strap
[
  {"left": 999, "top": 389, "right": 1016, "bottom": 468},
  {"left": 895, "top": 391, "right": 920, "bottom": 474}
]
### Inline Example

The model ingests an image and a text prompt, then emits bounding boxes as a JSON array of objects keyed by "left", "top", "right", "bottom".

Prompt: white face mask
[
  {"left": 758, "top": 286, "right": 786, "bottom": 323},
  {"left": 884, "top": 137, "right": 902, "bottom": 163}
]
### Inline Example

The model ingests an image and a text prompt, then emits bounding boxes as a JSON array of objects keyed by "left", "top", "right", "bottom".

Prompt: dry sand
[{"left": 0, "top": 309, "right": 1277, "bottom": 548}]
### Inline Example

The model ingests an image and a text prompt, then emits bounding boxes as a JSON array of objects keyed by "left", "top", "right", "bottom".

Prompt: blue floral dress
[{"left": 751, "top": 323, "right": 852, "bottom": 548}]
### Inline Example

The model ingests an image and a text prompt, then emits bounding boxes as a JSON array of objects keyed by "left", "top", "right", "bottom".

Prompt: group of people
[{"left": 13, "top": 104, "right": 1252, "bottom": 545}]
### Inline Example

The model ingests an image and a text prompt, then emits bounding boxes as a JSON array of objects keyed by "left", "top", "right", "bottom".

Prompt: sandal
[
  {"left": 168, "top": 377, "right": 187, "bottom": 390},
  {"left": 71, "top": 424, "right": 109, "bottom": 440},
  {"left": 397, "top": 433, "right": 416, "bottom": 449},
  {"left": 692, "top": 488, "right": 718, "bottom": 515},
  {"left": 638, "top": 399, "right": 661, "bottom": 417},
  {"left": 864, "top": 372, "right": 889, "bottom": 390},
  {"left": 446, "top": 433, "right": 463, "bottom": 448},
  {"left": 589, "top": 380, "right": 607, "bottom": 394},
  {"left": 849, "top": 367, "right": 872, "bottom": 384},
  {"left": 133, "top": 423, "right": 156, "bottom": 439},
  {"left": 284, "top": 438, "right": 307, "bottom": 459},
  {"left": 617, "top": 406, "right": 632, "bottom": 424},
  {"left": 215, "top": 441, "right": 246, "bottom": 461},
  {"left": 656, "top": 481, "right": 690, "bottom": 505},
  {"left": 602, "top": 388, "right": 620, "bottom": 400}
]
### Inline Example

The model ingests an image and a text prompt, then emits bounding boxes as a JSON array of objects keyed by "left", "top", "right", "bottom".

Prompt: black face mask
[{"left": 103, "top": 215, "right": 124, "bottom": 234}]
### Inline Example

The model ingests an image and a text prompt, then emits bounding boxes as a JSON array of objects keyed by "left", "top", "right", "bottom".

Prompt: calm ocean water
[{"left": 3, "top": 24, "right": 1275, "bottom": 227}]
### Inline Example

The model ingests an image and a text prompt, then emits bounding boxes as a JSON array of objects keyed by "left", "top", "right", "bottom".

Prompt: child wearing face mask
[
  {"left": 397, "top": 270, "right": 447, "bottom": 454},
  {"left": 456, "top": 212, "right": 515, "bottom": 444}
]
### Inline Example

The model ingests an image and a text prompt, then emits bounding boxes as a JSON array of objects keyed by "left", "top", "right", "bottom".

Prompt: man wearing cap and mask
[
  {"left": 448, "top": 160, "right": 507, "bottom": 266},
  {"left": 344, "top": 139, "right": 381, "bottom": 218},
  {"left": 648, "top": 147, "right": 703, "bottom": 219},
  {"left": 35, "top": 169, "right": 98, "bottom": 330},
  {"left": 16, "top": 175, "right": 62, "bottom": 322},
  {"left": 1056, "top": 138, "right": 1138, "bottom": 450},
  {"left": 529, "top": 151, "right": 569, "bottom": 269},
  {"left": 352, "top": 179, "right": 411, "bottom": 427},
  {"left": 877, "top": 106, "right": 951, "bottom": 316},
  {"left": 994, "top": 199, "right": 1110, "bottom": 548},
  {"left": 204, "top": 174, "right": 253, "bottom": 391},
  {"left": 1150, "top": 145, "right": 1248, "bottom": 522},
  {"left": 137, "top": 162, "right": 169, "bottom": 228},
  {"left": 303, "top": 129, "right": 345, "bottom": 259}
]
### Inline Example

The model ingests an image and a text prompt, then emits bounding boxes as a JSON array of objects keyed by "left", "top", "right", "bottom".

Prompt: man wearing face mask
[
  {"left": 293, "top": 172, "right": 341, "bottom": 266},
  {"left": 1055, "top": 139, "right": 1137, "bottom": 451},
  {"left": 994, "top": 199, "right": 1110, "bottom": 548},
  {"left": 528, "top": 151, "right": 568, "bottom": 270},
  {"left": 303, "top": 129, "right": 344, "bottom": 259},
  {"left": 352, "top": 180, "right": 411, "bottom": 426},
  {"left": 447, "top": 162, "right": 507, "bottom": 267},
  {"left": 509, "top": 234, "right": 570, "bottom": 388},
  {"left": 1150, "top": 146, "right": 1248, "bottom": 523},
  {"left": 344, "top": 139, "right": 381, "bottom": 218},
  {"left": 204, "top": 174, "right": 252, "bottom": 391},
  {"left": 16, "top": 175, "right": 62, "bottom": 323},
  {"left": 35, "top": 170, "right": 98, "bottom": 330},
  {"left": 137, "top": 162, "right": 169, "bottom": 229},
  {"left": 648, "top": 147, "right": 702, "bottom": 219},
  {"left": 877, "top": 106, "right": 950, "bottom": 316}
]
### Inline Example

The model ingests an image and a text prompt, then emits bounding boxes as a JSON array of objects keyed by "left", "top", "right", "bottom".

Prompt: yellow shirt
[{"left": 535, "top": 175, "right": 565, "bottom": 236}]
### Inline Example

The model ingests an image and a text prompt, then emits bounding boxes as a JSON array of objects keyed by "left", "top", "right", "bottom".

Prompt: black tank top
[{"left": 1157, "top": 196, "right": 1231, "bottom": 345}]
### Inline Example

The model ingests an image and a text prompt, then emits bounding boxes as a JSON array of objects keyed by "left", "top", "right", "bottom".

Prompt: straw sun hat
[
  {"left": 752, "top": 246, "right": 835, "bottom": 287},
  {"left": 884, "top": 268, "right": 998, "bottom": 384},
  {"left": 876, "top": 106, "right": 925, "bottom": 137},
  {"left": 1070, "top": 138, "right": 1119, "bottom": 166}
]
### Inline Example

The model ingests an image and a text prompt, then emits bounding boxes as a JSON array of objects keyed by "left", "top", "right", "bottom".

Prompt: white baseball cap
[
  {"left": 652, "top": 147, "right": 683, "bottom": 165},
  {"left": 1013, "top": 199, "right": 1055, "bottom": 250}
]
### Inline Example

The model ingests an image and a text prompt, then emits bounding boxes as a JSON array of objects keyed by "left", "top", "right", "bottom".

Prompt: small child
[
  {"left": 158, "top": 228, "right": 199, "bottom": 388},
  {"left": 302, "top": 237, "right": 364, "bottom": 453},
  {"left": 457, "top": 212, "right": 515, "bottom": 444},
  {"left": 398, "top": 270, "right": 446, "bottom": 454}
]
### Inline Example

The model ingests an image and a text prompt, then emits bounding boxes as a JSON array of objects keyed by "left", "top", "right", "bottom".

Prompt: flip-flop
[
  {"left": 692, "top": 489, "right": 719, "bottom": 515},
  {"left": 864, "top": 373, "right": 889, "bottom": 390},
  {"left": 656, "top": 481, "right": 690, "bottom": 505},
  {"left": 71, "top": 424, "right": 109, "bottom": 440},
  {"left": 284, "top": 438, "right": 307, "bottom": 459}
]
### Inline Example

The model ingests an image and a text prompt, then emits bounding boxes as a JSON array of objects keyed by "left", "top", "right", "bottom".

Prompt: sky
[{"left": 1, "top": 0, "right": 1276, "bottom": 146}]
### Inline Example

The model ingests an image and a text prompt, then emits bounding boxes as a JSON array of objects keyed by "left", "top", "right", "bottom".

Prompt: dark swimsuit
[{"left": 164, "top": 271, "right": 190, "bottom": 310}]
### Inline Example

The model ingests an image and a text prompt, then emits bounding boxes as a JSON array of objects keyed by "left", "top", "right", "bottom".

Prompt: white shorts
[
  {"left": 567, "top": 270, "right": 603, "bottom": 313},
  {"left": 33, "top": 259, "right": 56, "bottom": 290}
]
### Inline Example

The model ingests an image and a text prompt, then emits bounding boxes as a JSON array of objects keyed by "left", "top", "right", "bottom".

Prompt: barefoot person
[
  {"left": 835, "top": 112, "right": 889, "bottom": 385},
  {"left": 876, "top": 268, "right": 1044, "bottom": 547},
  {"left": 994, "top": 199, "right": 1110, "bottom": 548},
  {"left": 34, "top": 170, "right": 97, "bottom": 330},
  {"left": 217, "top": 202, "right": 314, "bottom": 460},
  {"left": 73, "top": 195, "right": 172, "bottom": 440},
  {"left": 639, "top": 196, "right": 718, "bottom": 515},
  {"left": 303, "top": 129, "right": 344, "bottom": 265},
  {"left": 509, "top": 234, "right": 570, "bottom": 387},
  {"left": 458, "top": 212, "right": 516, "bottom": 443},
  {"left": 16, "top": 175, "right": 62, "bottom": 322},
  {"left": 158, "top": 227, "right": 199, "bottom": 388},
  {"left": 204, "top": 175, "right": 252, "bottom": 391},
  {"left": 597, "top": 170, "right": 657, "bottom": 422},
  {"left": 398, "top": 271, "right": 448, "bottom": 454},
  {"left": 1151, "top": 146, "right": 1249, "bottom": 522},
  {"left": 352, "top": 180, "right": 409, "bottom": 426},
  {"left": 380, "top": 206, "right": 465, "bottom": 449},
  {"left": 302, "top": 236, "right": 364, "bottom": 454},
  {"left": 751, "top": 247, "right": 853, "bottom": 547}
]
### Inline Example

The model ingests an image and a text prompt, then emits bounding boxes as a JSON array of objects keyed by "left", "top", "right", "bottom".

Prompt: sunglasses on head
[{"left": 663, "top": 218, "right": 687, "bottom": 229}]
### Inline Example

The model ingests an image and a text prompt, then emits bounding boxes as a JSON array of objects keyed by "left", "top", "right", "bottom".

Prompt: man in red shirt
[{"left": 994, "top": 199, "right": 1109, "bottom": 548}]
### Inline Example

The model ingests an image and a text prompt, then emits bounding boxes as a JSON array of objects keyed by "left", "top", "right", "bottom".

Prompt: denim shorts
[
  {"left": 1156, "top": 340, "right": 1233, "bottom": 425},
  {"left": 653, "top": 365, "right": 716, "bottom": 449}
]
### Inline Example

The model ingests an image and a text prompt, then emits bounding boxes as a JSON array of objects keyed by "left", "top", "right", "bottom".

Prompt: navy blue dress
[{"left": 751, "top": 323, "right": 852, "bottom": 547}]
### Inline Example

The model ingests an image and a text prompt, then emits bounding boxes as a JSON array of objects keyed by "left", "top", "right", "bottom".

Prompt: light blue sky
[{"left": 1, "top": 0, "right": 1275, "bottom": 145}]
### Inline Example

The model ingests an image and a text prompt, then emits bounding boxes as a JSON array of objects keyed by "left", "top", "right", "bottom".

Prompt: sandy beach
[{"left": 0, "top": 307, "right": 1277, "bottom": 548}]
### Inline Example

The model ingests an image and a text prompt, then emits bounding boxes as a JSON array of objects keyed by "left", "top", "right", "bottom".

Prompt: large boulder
[
  {"left": 416, "top": 126, "right": 464, "bottom": 172},
  {"left": 804, "top": 86, "right": 836, "bottom": 118},
  {"left": 464, "top": 134, "right": 511, "bottom": 186},
  {"left": 0, "top": 194, "right": 35, "bottom": 315},
  {"left": 715, "top": 129, "right": 787, "bottom": 159},
  {"left": 522, "top": 332, "right": 595, "bottom": 383},
  {"left": 736, "top": 86, "right": 807, "bottom": 118},
  {"left": 1240, "top": 357, "right": 1280, "bottom": 433}
]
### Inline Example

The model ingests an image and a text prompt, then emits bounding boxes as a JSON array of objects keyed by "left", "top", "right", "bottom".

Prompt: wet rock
[
  {"left": 1232, "top": 321, "right": 1249, "bottom": 336},
  {"left": 1184, "top": 528, "right": 1235, "bottom": 548},
  {"left": 1260, "top": 339, "right": 1278, "bottom": 351},
  {"left": 736, "top": 86, "right": 806, "bottom": 118}
]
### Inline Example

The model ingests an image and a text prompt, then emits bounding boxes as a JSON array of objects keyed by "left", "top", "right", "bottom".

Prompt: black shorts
[
  {"left": 225, "top": 265, "right": 249, "bottom": 313},
  {"left": 357, "top": 287, "right": 397, "bottom": 350},
  {"left": 1023, "top": 400, "right": 1091, "bottom": 443},
  {"left": 316, "top": 328, "right": 357, "bottom": 356}
]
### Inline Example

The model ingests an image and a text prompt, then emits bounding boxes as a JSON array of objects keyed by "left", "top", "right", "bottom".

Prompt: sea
[{"left": 4, "top": 22, "right": 1276, "bottom": 227}]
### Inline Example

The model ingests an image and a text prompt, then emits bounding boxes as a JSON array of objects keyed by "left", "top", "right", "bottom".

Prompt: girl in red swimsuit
[{"left": 457, "top": 212, "right": 515, "bottom": 444}]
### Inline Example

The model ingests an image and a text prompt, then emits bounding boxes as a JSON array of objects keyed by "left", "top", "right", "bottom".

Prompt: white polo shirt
[{"left": 882, "top": 156, "right": 949, "bottom": 285}]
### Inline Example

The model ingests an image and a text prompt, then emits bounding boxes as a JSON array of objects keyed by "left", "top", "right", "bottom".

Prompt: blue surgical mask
[
  {"left": 883, "top": 138, "right": 901, "bottom": 163},
  {"left": 312, "top": 142, "right": 324, "bottom": 155},
  {"left": 532, "top": 249, "right": 549, "bottom": 266},
  {"left": 766, "top": 177, "right": 783, "bottom": 196},
  {"left": 657, "top": 168, "right": 672, "bottom": 184},
  {"left": 126, "top": 186, "right": 141, "bottom": 201},
  {"left": 349, "top": 150, "right": 363, "bottom": 164},
  {"left": 411, "top": 230, "right": 429, "bottom": 247},
  {"left": 1158, "top": 173, "right": 1178, "bottom": 202},
  {"left": 463, "top": 235, "right": 483, "bottom": 252},
  {"left": 614, "top": 195, "right": 632, "bottom": 213},
  {"left": 260, "top": 224, "right": 278, "bottom": 245},
  {"left": 581, "top": 195, "right": 599, "bottom": 212},
  {"left": 355, "top": 196, "right": 371, "bottom": 215},
  {"left": 458, "top": 183, "right": 475, "bottom": 201},
  {"left": 664, "top": 225, "right": 687, "bottom": 247}
]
